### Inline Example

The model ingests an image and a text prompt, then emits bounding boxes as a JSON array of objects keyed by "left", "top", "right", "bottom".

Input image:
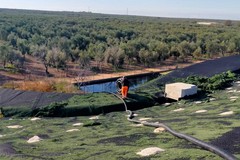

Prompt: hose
[{"left": 105, "top": 91, "right": 237, "bottom": 160}]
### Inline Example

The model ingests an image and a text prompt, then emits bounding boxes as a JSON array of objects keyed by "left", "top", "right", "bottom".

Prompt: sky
[{"left": 1, "top": 0, "right": 240, "bottom": 20}]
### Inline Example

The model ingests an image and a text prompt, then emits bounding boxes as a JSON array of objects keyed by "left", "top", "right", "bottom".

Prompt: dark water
[{"left": 79, "top": 75, "right": 158, "bottom": 93}]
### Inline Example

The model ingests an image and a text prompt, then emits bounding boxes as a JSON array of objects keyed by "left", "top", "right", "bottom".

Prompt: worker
[{"left": 116, "top": 76, "right": 130, "bottom": 98}]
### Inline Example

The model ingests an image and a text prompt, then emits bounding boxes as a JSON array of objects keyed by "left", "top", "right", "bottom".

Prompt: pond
[{"left": 79, "top": 74, "right": 159, "bottom": 93}]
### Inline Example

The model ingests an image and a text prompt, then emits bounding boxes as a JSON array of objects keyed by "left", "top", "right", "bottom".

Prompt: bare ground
[{"left": 0, "top": 55, "right": 200, "bottom": 86}]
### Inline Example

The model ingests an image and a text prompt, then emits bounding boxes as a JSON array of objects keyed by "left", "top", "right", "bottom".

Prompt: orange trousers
[{"left": 121, "top": 86, "right": 129, "bottom": 98}]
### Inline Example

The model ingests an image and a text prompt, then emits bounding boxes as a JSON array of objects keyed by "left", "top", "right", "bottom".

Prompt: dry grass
[
  {"left": 2, "top": 80, "right": 79, "bottom": 93},
  {"left": 22, "top": 81, "right": 53, "bottom": 92}
]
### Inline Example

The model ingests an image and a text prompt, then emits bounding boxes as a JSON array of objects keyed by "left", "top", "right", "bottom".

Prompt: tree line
[{"left": 0, "top": 8, "right": 240, "bottom": 75}]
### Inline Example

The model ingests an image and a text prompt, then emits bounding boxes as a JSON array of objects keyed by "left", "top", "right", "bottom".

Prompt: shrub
[
  {"left": 2, "top": 81, "right": 17, "bottom": 89},
  {"left": 33, "top": 102, "right": 67, "bottom": 117},
  {"left": 180, "top": 71, "right": 237, "bottom": 92},
  {"left": 52, "top": 81, "right": 79, "bottom": 93},
  {"left": 15, "top": 80, "right": 53, "bottom": 92}
]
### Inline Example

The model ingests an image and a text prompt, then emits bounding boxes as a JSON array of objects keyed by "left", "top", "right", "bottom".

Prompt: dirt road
[{"left": 0, "top": 55, "right": 200, "bottom": 86}]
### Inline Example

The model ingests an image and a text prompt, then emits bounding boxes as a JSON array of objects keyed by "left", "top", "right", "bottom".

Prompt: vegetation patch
[
  {"left": 1, "top": 83, "right": 240, "bottom": 159},
  {"left": 83, "top": 120, "right": 102, "bottom": 127},
  {"left": 3, "top": 80, "right": 79, "bottom": 93},
  {"left": 2, "top": 106, "right": 33, "bottom": 117},
  {"left": 97, "top": 133, "right": 156, "bottom": 146},
  {"left": 179, "top": 71, "right": 237, "bottom": 92}
]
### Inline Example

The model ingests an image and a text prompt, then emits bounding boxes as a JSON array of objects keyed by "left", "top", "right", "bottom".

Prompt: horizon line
[{"left": 0, "top": 7, "right": 239, "bottom": 21}]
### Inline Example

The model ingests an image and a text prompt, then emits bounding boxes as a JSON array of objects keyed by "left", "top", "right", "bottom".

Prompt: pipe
[{"left": 105, "top": 91, "right": 237, "bottom": 160}]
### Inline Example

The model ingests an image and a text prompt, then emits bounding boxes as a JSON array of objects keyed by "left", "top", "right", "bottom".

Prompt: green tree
[
  {"left": 78, "top": 51, "right": 91, "bottom": 69},
  {"left": 33, "top": 45, "right": 50, "bottom": 76},
  {"left": 219, "top": 41, "right": 227, "bottom": 56},
  {"left": 192, "top": 47, "right": 203, "bottom": 59},
  {"left": 104, "top": 46, "right": 124, "bottom": 70},
  {"left": 139, "top": 49, "right": 154, "bottom": 67},
  {"left": 227, "top": 40, "right": 236, "bottom": 53},
  {"left": 11, "top": 50, "right": 24, "bottom": 68},
  {"left": 7, "top": 32, "right": 18, "bottom": 47},
  {"left": 88, "top": 43, "right": 106, "bottom": 71},
  {"left": 71, "top": 35, "right": 90, "bottom": 50},
  {"left": 206, "top": 41, "right": 220, "bottom": 57},
  {"left": 58, "top": 37, "right": 74, "bottom": 62},
  {"left": 121, "top": 40, "right": 147, "bottom": 64},
  {"left": 177, "top": 41, "right": 193, "bottom": 61},
  {"left": 17, "top": 38, "right": 30, "bottom": 56},
  {"left": 0, "top": 29, "right": 8, "bottom": 41},
  {"left": 169, "top": 44, "right": 180, "bottom": 60},
  {"left": 232, "top": 37, "right": 240, "bottom": 53},
  {"left": 46, "top": 48, "right": 67, "bottom": 70},
  {"left": 31, "top": 34, "right": 46, "bottom": 46},
  {"left": 154, "top": 42, "right": 169, "bottom": 62},
  {"left": 0, "top": 44, "right": 10, "bottom": 67},
  {"left": 0, "top": 44, "right": 23, "bottom": 68}
]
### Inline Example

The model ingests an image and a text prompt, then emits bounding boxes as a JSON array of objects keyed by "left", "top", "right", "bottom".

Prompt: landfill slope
[{"left": 155, "top": 55, "right": 240, "bottom": 84}]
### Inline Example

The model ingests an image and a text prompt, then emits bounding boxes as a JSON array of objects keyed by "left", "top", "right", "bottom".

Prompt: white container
[{"left": 165, "top": 82, "right": 197, "bottom": 100}]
